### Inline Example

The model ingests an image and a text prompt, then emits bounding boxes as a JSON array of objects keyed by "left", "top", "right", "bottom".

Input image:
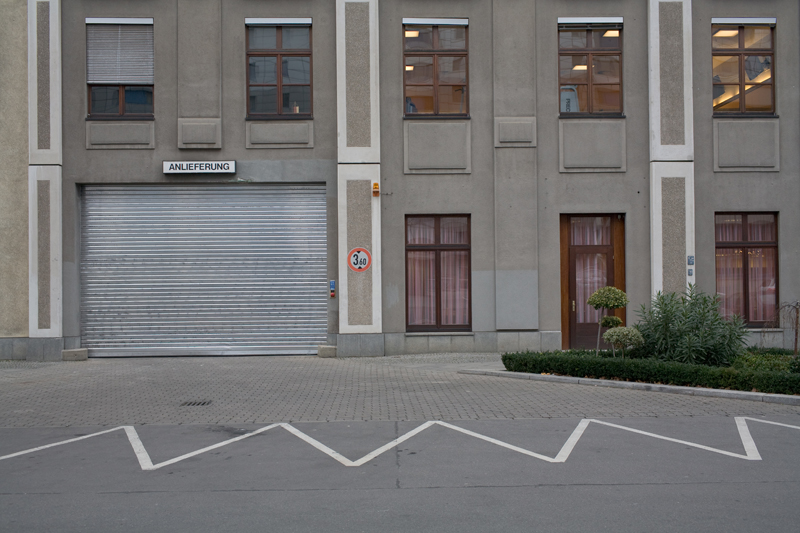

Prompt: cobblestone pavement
[{"left": 2, "top": 354, "right": 800, "bottom": 427}]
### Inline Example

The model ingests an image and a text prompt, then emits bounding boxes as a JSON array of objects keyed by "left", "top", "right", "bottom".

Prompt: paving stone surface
[{"left": 1, "top": 354, "right": 799, "bottom": 427}]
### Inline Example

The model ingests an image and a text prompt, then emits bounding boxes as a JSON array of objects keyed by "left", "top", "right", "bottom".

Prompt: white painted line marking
[
  {"left": 146, "top": 423, "right": 281, "bottom": 471},
  {"left": 435, "top": 421, "right": 561, "bottom": 462},
  {"left": 0, "top": 426, "right": 124, "bottom": 461},
  {"left": 1, "top": 417, "right": 798, "bottom": 471}
]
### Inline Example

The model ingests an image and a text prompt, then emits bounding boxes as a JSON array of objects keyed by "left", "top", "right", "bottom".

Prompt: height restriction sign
[{"left": 347, "top": 248, "right": 372, "bottom": 272}]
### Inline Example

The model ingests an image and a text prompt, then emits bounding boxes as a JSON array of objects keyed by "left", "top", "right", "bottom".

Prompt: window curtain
[
  {"left": 440, "top": 251, "right": 469, "bottom": 325},
  {"left": 571, "top": 217, "right": 610, "bottom": 245},
  {"left": 748, "top": 247, "right": 776, "bottom": 322},
  {"left": 407, "top": 251, "right": 435, "bottom": 325},
  {"left": 576, "top": 253, "right": 607, "bottom": 323},
  {"left": 407, "top": 218, "right": 435, "bottom": 245},
  {"left": 716, "top": 248, "right": 744, "bottom": 319}
]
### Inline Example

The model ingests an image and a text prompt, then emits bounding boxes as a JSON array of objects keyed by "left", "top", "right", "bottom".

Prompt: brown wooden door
[{"left": 561, "top": 215, "right": 626, "bottom": 349}]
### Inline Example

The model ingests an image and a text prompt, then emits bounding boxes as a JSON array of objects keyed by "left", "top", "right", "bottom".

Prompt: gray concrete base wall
[
  {"left": 337, "top": 331, "right": 562, "bottom": 357},
  {"left": 0, "top": 337, "right": 80, "bottom": 361}
]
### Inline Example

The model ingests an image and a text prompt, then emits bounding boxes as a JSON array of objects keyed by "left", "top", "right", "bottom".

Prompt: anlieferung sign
[{"left": 163, "top": 161, "right": 236, "bottom": 174}]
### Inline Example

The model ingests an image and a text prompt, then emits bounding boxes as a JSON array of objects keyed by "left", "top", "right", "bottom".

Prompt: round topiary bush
[
  {"left": 603, "top": 326, "right": 644, "bottom": 358},
  {"left": 587, "top": 286, "right": 630, "bottom": 355}
]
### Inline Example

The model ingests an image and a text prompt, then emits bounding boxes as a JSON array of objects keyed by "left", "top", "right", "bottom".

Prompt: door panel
[{"left": 561, "top": 215, "right": 626, "bottom": 350}]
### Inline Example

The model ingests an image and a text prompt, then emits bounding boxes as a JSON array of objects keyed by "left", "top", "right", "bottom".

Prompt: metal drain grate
[{"left": 180, "top": 400, "right": 212, "bottom": 407}]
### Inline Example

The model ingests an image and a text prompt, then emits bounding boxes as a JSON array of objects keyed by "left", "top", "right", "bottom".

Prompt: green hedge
[{"left": 502, "top": 352, "right": 800, "bottom": 396}]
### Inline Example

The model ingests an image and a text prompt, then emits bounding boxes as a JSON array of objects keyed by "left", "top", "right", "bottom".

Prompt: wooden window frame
[
  {"left": 403, "top": 25, "right": 469, "bottom": 117},
  {"left": 87, "top": 85, "right": 154, "bottom": 119},
  {"left": 405, "top": 215, "right": 472, "bottom": 332},
  {"left": 712, "top": 25, "right": 775, "bottom": 115},
  {"left": 558, "top": 24, "right": 623, "bottom": 116},
  {"left": 715, "top": 212, "right": 779, "bottom": 326},
  {"left": 246, "top": 25, "right": 313, "bottom": 119}
]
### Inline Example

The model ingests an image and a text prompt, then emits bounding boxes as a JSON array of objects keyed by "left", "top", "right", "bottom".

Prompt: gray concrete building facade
[{"left": 1, "top": 0, "right": 798, "bottom": 360}]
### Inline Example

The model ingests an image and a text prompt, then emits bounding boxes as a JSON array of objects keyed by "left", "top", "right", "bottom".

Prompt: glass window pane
[
  {"left": 440, "top": 217, "right": 469, "bottom": 244},
  {"left": 592, "top": 29, "right": 620, "bottom": 49},
  {"left": 249, "top": 86, "right": 278, "bottom": 114},
  {"left": 282, "top": 86, "right": 311, "bottom": 114},
  {"left": 747, "top": 214, "right": 776, "bottom": 242},
  {"left": 282, "top": 56, "right": 311, "bottom": 84},
  {"left": 438, "top": 85, "right": 467, "bottom": 114},
  {"left": 559, "top": 55, "right": 588, "bottom": 83},
  {"left": 744, "top": 27, "right": 771, "bottom": 49},
  {"left": 407, "top": 251, "right": 436, "bottom": 325},
  {"left": 405, "top": 25, "right": 433, "bottom": 50},
  {"left": 712, "top": 26, "right": 739, "bottom": 49},
  {"left": 592, "top": 55, "right": 620, "bottom": 83},
  {"left": 744, "top": 55, "right": 772, "bottom": 82},
  {"left": 407, "top": 217, "right": 436, "bottom": 244},
  {"left": 712, "top": 56, "right": 739, "bottom": 84},
  {"left": 440, "top": 251, "right": 470, "bottom": 326},
  {"left": 282, "top": 26, "right": 310, "bottom": 49},
  {"left": 560, "top": 84, "right": 587, "bottom": 113},
  {"left": 715, "top": 214, "right": 743, "bottom": 242},
  {"left": 570, "top": 217, "right": 611, "bottom": 246},
  {"left": 124, "top": 86, "right": 153, "bottom": 114},
  {"left": 576, "top": 253, "right": 608, "bottom": 324},
  {"left": 713, "top": 85, "right": 740, "bottom": 111},
  {"left": 404, "top": 56, "right": 434, "bottom": 84},
  {"left": 748, "top": 248, "right": 777, "bottom": 322},
  {"left": 744, "top": 85, "right": 772, "bottom": 112},
  {"left": 90, "top": 86, "right": 119, "bottom": 114},
  {"left": 405, "top": 86, "right": 434, "bottom": 113},
  {"left": 249, "top": 56, "right": 277, "bottom": 84},
  {"left": 438, "top": 56, "right": 467, "bottom": 84},
  {"left": 716, "top": 248, "right": 744, "bottom": 319},
  {"left": 559, "top": 30, "right": 587, "bottom": 49},
  {"left": 592, "top": 85, "right": 620, "bottom": 112},
  {"left": 248, "top": 26, "right": 277, "bottom": 50},
  {"left": 437, "top": 26, "right": 466, "bottom": 49}
]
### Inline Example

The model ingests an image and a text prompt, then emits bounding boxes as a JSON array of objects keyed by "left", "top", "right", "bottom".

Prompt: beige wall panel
[
  {"left": 404, "top": 121, "right": 471, "bottom": 173},
  {"left": 346, "top": 179, "right": 373, "bottom": 326},
  {"left": 86, "top": 122, "right": 155, "bottom": 149},
  {"left": 661, "top": 177, "right": 686, "bottom": 294},
  {"left": 559, "top": 119, "right": 627, "bottom": 172},
  {"left": 714, "top": 119, "right": 780, "bottom": 171},
  {"left": 0, "top": 0, "right": 30, "bottom": 336},
  {"left": 177, "top": 0, "right": 220, "bottom": 118}
]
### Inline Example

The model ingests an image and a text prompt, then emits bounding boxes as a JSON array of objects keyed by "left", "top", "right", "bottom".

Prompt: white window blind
[{"left": 87, "top": 24, "right": 154, "bottom": 84}]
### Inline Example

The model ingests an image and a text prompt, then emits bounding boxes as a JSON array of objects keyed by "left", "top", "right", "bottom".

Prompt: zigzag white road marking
[{"left": 1, "top": 417, "right": 798, "bottom": 471}]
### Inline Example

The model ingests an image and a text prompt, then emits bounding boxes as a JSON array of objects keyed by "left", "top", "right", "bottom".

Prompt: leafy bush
[
  {"left": 603, "top": 326, "right": 644, "bottom": 358},
  {"left": 587, "top": 287, "right": 629, "bottom": 310},
  {"left": 634, "top": 285, "right": 746, "bottom": 367},
  {"left": 792, "top": 357, "right": 800, "bottom": 374},
  {"left": 600, "top": 316, "right": 623, "bottom": 328},
  {"left": 502, "top": 352, "right": 800, "bottom": 396},
  {"left": 747, "top": 346, "right": 796, "bottom": 356},
  {"left": 732, "top": 352, "right": 794, "bottom": 373}
]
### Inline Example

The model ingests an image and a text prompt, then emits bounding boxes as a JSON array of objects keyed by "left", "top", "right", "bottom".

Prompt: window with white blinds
[
  {"left": 86, "top": 24, "right": 154, "bottom": 84},
  {"left": 86, "top": 19, "right": 154, "bottom": 117}
]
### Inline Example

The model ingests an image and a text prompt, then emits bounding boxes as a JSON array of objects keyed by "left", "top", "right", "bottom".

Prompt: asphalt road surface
[{"left": 1, "top": 355, "right": 799, "bottom": 532}]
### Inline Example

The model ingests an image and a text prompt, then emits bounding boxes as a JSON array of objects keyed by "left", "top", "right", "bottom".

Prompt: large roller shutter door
[{"left": 81, "top": 184, "right": 328, "bottom": 356}]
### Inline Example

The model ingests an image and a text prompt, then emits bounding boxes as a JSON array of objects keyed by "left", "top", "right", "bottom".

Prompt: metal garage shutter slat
[{"left": 80, "top": 184, "right": 328, "bottom": 356}]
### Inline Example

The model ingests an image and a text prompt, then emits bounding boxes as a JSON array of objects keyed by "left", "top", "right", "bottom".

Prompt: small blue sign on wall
[{"left": 687, "top": 256, "right": 695, "bottom": 265}]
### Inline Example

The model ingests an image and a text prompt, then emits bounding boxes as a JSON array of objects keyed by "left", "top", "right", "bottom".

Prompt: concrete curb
[{"left": 458, "top": 369, "right": 800, "bottom": 406}]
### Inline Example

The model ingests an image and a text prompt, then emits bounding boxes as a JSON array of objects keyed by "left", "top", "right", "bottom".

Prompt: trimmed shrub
[
  {"left": 501, "top": 352, "right": 800, "bottom": 396},
  {"left": 634, "top": 285, "right": 746, "bottom": 367},
  {"left": 732, "top": 352, "right": 794, "bottom": 373},
  {"left": 603, "top": 326, "right": 644, "bottom": 358},
  {"left": 587, "top": 286, "right": 629, "bottom": 355},
  {"left": 601, "top": 316, "right": 623, "bottom": 329}
]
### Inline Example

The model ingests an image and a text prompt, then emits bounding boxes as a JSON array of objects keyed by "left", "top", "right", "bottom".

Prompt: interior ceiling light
[
  {"left": 573, "top": 65, "right": 588, "bottom": 70},
  {"left": 714, "top": 30, "right": 738, "bottom": 37},
  {"left": 405, "top": 65, "right": 414, "bottom": 71},
  {"left": 405, "top": 30, "right": 419, "bottom": 38},
  {"left": 603, "top": 30, "right": 619, "bottom": 37}
]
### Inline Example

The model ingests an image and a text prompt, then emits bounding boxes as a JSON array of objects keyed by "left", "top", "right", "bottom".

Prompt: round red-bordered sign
[{"left": 347, "top": 248, "right": 372, "bottom": 272}]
